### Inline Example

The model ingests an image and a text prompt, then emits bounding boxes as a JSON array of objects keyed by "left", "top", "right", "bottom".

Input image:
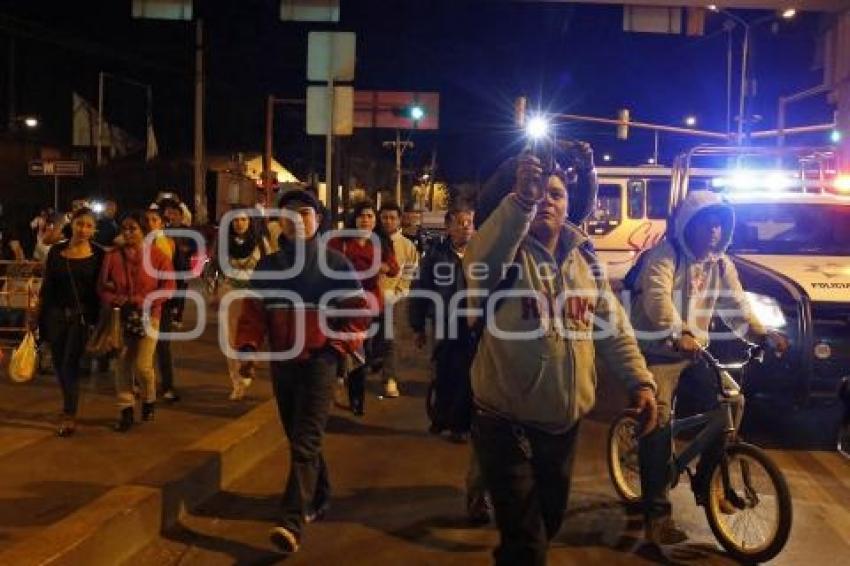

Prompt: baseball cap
[{"left": 278, "top": 189, "right": 320, "bottom": 212}]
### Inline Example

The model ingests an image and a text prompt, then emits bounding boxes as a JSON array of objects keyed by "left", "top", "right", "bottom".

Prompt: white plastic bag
[{"left": 9, "top": 331, "right": 37, "bottom": 383}]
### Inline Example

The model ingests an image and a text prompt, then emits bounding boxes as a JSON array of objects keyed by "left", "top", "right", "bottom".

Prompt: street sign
[
  {"left": 354, "top": 91, "right": 440, "bottom": 130},
  {"left": 28, "top": 160, "right": 84, "bottom": 177},
  {"left": 307, "top": 32, "right": 356, "bottom": 82},
  {"left": 306, "top": 86, "right": 354, "bottom": 135}
]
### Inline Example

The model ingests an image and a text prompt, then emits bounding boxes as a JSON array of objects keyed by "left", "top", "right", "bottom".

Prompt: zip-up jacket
[
  {"left": 629, "top": 190, "right": 766, "bottom": 360},
  {"left": 236, "top": 235, "right": 369, "bottom": 362},
  {"left": 464, "top": 195, "right": 655, "bottom": 433},
  {"left": 409, "top": 237, "right": 470, "bottom": 344}
]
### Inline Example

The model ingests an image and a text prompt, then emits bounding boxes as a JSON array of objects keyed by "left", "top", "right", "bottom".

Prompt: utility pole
[
  {"left": 383, "top": 130, "right": 414, "bottom": 205},
  {"left": 263, "top": 95, "right": 307, "bottom": 207},
  {"left": 193, "top": 18, "right": 207, "bottom": 225},
  {"left": 97, "top": 71, "right": 104, "bottom": 166},
  {"left": 7, "top": 36, "right": 15, "bottom": 132}
]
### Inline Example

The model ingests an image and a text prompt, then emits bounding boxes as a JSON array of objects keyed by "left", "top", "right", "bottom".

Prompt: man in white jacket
[
  {"left": 629, "top": 190, "right": 788, "bottom": 546},
  {"left": 377, "top": 202, "right": 420, "bottom": 397}
]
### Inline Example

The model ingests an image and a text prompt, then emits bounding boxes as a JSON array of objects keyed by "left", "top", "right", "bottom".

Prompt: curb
[{"left": 0, "top": 400, "right": 283, "bottom": 566}]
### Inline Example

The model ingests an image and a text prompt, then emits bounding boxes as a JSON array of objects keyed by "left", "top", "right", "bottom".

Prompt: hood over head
[{"left": 671, "top": 190, "right": 735, "bottom": 259}]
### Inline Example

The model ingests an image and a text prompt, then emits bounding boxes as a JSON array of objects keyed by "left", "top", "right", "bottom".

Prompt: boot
[
  {"left": 113, "top": 407, "right": 134, "bottom": 432},
  {"left": 142, "top": 402, "right": 155, "bottom": 422}
]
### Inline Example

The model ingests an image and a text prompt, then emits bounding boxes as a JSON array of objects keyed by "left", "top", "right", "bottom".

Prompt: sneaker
[
  {"left": 229, "top": 382, "right": 245, "bottom": 401},
  {"left": 466, "top": 494, "right": 492, "bottom": 526},
  {"left": 269, "top": 526, "right": 300, "bottom": 554},
  {"left": 644, "top": 516, "right": 688, "bottom": 546},
  {"left": 384, "top": 378, "right": 400, "bottom": 398},
  {"left": 162, "top": 389, "right": 180, "bottom": 403},
  {"left": 305, "top": 500, "right": 331, "bottom": 524}
]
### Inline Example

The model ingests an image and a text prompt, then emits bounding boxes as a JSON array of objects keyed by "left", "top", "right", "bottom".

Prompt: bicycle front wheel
[
  {"left": 704, "top": 442, "right": 792, "bottom": 563},
  {"left": 607, "top": 413, "right": 642, "bottom": 503}
]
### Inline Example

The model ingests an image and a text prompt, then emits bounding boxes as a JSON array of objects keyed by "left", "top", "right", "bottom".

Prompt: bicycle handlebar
[{"left": 697, "top": 341, "right": 764, "bottom": 398}]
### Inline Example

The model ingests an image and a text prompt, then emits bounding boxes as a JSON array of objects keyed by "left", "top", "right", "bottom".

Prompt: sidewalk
[{"left": 0, "top": 303, "right": 274, "bottom": 554}]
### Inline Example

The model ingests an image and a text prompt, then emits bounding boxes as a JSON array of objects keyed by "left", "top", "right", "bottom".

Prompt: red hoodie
[{"left": 98, "top": 244, "right": 176, "bottom": 320}]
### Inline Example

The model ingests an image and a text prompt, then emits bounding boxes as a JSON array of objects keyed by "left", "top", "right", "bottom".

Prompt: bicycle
[{"left": 607, "top": 342, "right": 793, "bottom": 563}]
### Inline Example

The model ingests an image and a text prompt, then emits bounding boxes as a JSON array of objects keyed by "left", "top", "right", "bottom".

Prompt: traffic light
[
  {"left": 394, "top": 104, "right": 425, "bottom": 121},
  {"left": 617, "top": 108, "right": 630, "bottom": 140}
]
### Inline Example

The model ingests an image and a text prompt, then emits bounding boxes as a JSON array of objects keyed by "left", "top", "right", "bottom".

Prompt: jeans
[
  {"left": 432, "top": 339, "right": 474, "bottom": 433},
  {"left": 116, "top": 320, "right": 159, "bottom": 409},
  {"left": 473, "top": 410, "right": 580, "bottom": 566},
  {"left": 372, "top": 313, "right": 396, "bottom": 381},
  {"left": 155, "top": 305, "right": 176, "bottom": 392},
  {"left": 639, "top": 360, "right": 745, "bottom": 519},
  {"left": 44, "top": 309, "right": 88, "bottom": 416},
  {"left": 272, "top": 350, "right": 337, "bottom": 537}
]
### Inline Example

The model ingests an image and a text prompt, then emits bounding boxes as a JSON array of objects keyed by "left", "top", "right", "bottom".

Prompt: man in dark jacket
[
  {"left": 237, "top": 190, "right": 369, "bottom": 555},
  {"left": 409, "top": 202, "right": 490, "bottom": 523}
]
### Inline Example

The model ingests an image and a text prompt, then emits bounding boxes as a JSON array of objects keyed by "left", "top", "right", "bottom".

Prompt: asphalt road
[{"left": 130, "top": 326, "right": 850, "bottom": 566}]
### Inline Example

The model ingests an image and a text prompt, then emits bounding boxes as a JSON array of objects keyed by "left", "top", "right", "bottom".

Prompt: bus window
[
  {"left": 647, "top": 180, "right": 671, "bottom": 219},
  {"left": 587, "top": 183, "right": 622, "bottom": 235},
  {"left": 627, "top": 180, "right": 645, "bottom": 219}
]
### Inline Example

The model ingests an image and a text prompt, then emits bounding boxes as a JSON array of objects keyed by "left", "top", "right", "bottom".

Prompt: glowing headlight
[{"left": 745, "top": 292, "right": 787, "bottom": 329}]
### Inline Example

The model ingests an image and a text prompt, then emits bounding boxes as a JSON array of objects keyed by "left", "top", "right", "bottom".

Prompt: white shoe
[
  {"left": 384, "top": 378, "right": 400, "bottom": 398},
  {"left": 229, "top": 382, "right": 245, "bottom": 401}
]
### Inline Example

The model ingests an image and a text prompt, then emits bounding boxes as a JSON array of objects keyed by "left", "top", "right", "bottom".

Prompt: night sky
[{"left": 0, "top": 0, "right": 833, "bottom": 184}]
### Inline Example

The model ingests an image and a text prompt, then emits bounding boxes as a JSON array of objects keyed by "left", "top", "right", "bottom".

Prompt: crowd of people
[{"left": 6, "top": 143, "right": 793, "bottom": 563}]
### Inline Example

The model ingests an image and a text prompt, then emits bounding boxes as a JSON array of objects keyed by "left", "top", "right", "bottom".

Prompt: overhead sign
[
  {"left": 280, "top": 0, "right": 339, "bottom": 22},
  {"left": 28, "top": 160, "right": 84, "bottom": 177},
  {"left": 354, "top": 91, "right": 440, "bottom": 130},
  {"left": 306, "top": 86, "right": 354, "bottom": 136},
  {"left": 307, "top": 32, "right": 356, "bottom": 82}
]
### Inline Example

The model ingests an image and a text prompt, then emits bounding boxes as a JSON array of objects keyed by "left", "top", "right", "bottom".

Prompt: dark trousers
[
  {"left": 155, "top": 306, "right": 175, "bottom": 391},
  {"left": 473, "top": 410, "right": 580, "bottom": 566},
  {"left": 45, "top": 309, "right": 88, "bottom": 416},
  {"left": 639, "top": 361, "right": 743, "bottom": 519},
  {"left": 272, "top": 351, "right": 337, "bottom": 537},
  {"left": 432, "top": 339, "right": 474, "bottom": 433},
  {"left": 347, "top": 334, "right": 375, "bottom": 408}
]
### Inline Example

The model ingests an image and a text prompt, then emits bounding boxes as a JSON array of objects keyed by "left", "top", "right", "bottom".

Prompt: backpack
[{"left": 622, "top": 238, "right": 682, "bottom": 296}]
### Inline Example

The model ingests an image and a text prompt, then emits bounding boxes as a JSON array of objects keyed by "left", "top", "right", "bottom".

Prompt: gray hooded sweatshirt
[
  {"left": 464, "top": 194, "right": 655, "bottom": 434},
  {"left": 629, "top": 190, "right": 766, "bottom": 361}
]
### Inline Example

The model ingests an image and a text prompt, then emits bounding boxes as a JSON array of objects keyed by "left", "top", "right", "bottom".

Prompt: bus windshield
[{"left": 728, "top": 203, "right": 850, "bottom": 256}]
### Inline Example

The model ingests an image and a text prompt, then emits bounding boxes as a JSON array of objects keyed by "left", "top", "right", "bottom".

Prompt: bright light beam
[{"left": 526, "top": 115, "right": 549, "bottom": 140}]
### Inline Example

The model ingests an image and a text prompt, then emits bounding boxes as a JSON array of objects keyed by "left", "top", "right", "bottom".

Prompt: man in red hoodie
[{"left": 236, "top": 190, "right": 369, "bottom": 555}]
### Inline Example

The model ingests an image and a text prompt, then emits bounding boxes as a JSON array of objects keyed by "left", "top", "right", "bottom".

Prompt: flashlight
[{"left": 526, "top": 115, "right": 550, "bottom": 140}]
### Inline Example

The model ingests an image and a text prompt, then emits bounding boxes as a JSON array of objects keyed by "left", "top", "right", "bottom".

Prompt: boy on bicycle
[{"left": 629, "top": 190, "right": 788, "bottom": 546}]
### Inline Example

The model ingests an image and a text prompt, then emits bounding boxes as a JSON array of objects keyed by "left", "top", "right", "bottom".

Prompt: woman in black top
[{"left": 39, "top": 208, "right": 104, "bottom": 437}]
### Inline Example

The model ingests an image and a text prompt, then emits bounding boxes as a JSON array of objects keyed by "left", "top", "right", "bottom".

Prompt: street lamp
[
  {"left": 684, "top": 115, "right": 697, "bottom": 127},
  {"left": 602, "top": 153, "right": 612, "bottom": 162},
  {"left": 707, "top": 6, "right": 797, "bottom": 145},
  {"left": 23, "top": 116, "right": 39, "bottom": 129}
]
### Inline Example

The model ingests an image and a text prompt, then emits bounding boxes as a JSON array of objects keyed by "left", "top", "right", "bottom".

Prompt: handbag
[
  {"left": 86, "top": 305, "right": 124, "bottom": 356},
  {"left": 119, "top": 248, "right": 148, "bottom": 339}
]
